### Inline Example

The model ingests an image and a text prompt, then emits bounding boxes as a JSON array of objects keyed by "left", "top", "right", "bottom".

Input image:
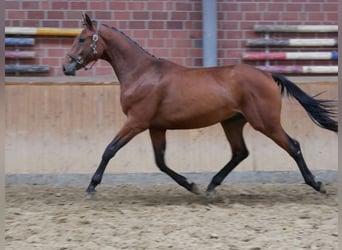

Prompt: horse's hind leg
[
  {"left": 149, "top": 128, "right": 200, "bottom": 194},
  {"left": 284, "top": 133, "right": 325, "bottom": 192},
  {"left": 207, "top": 115, "right": 249, "bottom": 196},
  {"left": 246, "top": 110, "right": 325, "bottom": 193}
]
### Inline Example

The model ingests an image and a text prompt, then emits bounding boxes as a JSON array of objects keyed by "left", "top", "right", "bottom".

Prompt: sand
[{"left": 5, "top": 183, "right": 338, "bottom": 250}]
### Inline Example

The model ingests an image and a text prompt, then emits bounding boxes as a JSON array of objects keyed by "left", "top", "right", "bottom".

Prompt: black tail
[{"left": 272, "top": 73, "right": 338, "bottom": 133}]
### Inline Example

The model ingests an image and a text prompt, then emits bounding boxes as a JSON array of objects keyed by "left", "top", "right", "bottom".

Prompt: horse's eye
[{"left": 79, "top": 38, "right": 86, "bottom": 43}]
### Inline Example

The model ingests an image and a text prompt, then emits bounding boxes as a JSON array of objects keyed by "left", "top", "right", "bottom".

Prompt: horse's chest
[{"left": 119, "top": 86, "right": 159, "bottom": 116}]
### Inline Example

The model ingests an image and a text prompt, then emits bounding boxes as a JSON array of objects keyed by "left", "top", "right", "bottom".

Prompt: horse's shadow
[{"left": 89, "top": 183, "right": 336, "bottom": 208}]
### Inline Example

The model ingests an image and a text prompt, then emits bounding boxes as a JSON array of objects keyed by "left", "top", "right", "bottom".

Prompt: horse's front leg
[
  {"left": 86, "top": 119, "right": 146, "bottom": 195},
  {"left": 149, "top": 128, "right": 200, "bottom": 194}
]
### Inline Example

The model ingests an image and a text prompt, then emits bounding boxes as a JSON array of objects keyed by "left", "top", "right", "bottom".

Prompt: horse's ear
[{"left": 83, "top": 13, "right": 94, "bottom": 31}]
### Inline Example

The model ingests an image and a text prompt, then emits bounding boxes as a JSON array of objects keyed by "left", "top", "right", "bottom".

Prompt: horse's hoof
[
  {"left": 190, "top": 183, "right": 201, "bottom": 195},
  {"left": 85, "top": 192, "right": 95, "bottom": 199},
  {"left": 85, "top": 191, "right": 96, "bottom": 199},
  {"left": 318, "top": 181, "right": 327, "bottom": 194},
  {"left": 205, "top": 189, "right": 217, "bottom": 199}
]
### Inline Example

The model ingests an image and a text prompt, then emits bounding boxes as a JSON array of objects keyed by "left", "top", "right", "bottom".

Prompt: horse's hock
[{"left": 5, "top": 76, "right": 337, "bottom": 175}]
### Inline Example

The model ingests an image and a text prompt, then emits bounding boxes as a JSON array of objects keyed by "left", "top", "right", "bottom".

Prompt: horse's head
[{"left": 63, "top": 14, "right": 103, "bottom": 76}]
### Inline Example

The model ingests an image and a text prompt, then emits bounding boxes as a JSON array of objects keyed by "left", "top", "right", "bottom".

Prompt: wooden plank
[
  {"left": 36, "top": 27, "right": 82, "bottom": 36},
  {"left": 5, "top": 38, "right": 35, "bottom": 46},
  {"left": 5, "top": 51, "right": 36, "bottom": 59},
  {"left": 5, "top": 65, "right": 49, "bottom": 73},
  {"left": 257, "top": 65, "right": 338, "bottom": 74},
  {"left": 254, "top": 25, "right": 338, "bottom": 33},
  {"left": 5, "top": 27, "right": 82, "bottom": 36},
  {"left": 243, "top": 52, "right": 338, "bottom": 60},
  {"left": 247, "top": 38, "right": 337, "bottom": 47}
]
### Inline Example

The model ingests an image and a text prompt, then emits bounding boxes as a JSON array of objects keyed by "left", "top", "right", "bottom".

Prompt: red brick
[
  {"left": 48, "top": 48, "right": 67, "bottom": 57},
  {"left": 152, "top": 12, "right": 168, "bottom": 20},
  {"left": 70, "top": 1, "right": 88, "bottom": 10},
  {"left": 62, "top": 20, "right": 81, "bottom": 28},
  {"left": 115, "top": 12, "right": 131, "bottom": 20},
  {"left": 263, "top": 12, "right": 279, "bottom": 21},
  {"left": 240, "top": 3, "right": 257, "bottom": 11},
  {"left": 219, "top": 21, "right": 237, "bottom": 30},
  {"left": 167, "top": 21, "right": 183, "bottom": 29},
  {"left": 286, "top": 4, "right": 303, "bottom": 12},
  {"left": 171, "top": 12, "right": 187, "bottom": 20},
  {"left": 5, "top": 1, "right": 20, "bottom": 9},
  {"left": 152, "top": 30, "right": 169, "bottom": 39},
  {"left": 245, "top": 12, "right": 262, "bottom": 21},
  {"left": 133, "top": 11, "right": 149, "bottom": 20},
  {"left": 190, "top": 30, "right": 201, "bottom": 39},
  {"left": 189, "top": 11, "right": 201, "bottom": 21},
  {"left": 175, "top": 39, "right": 192, "bottom": 48},
  {"left": 128, "top": 2, "right": 146, "bottom": 11},
  {"left": 304, "top": 4, "right": 322, "bottom": 11},
  {"left": 118, "top": 21, "right": 129, "bottom": 29},
  {"left": 42, "top": 57, "right": 59, "bottom": 66},
  {"left": 108, "top": 1, "right": 127, "bottom": 10},
  {"left": 41, "top": 1, "right": 49, "bottom": 10},
  {"left": 281, "top": 12, "right": 299, "bottom": 21},
  {"left": 326, "top": 12, "right": 337, "bottom": 22},
  {"left": 147, "top": 2, "right": 164, "bottom": 11},
  {"left": 23, "top": 1, "right": 40, "bottom": 9},
  {"left": 175, "top": 3, "right": 192, "bottom": 11},
  {"left": 227, "top": 12, "right": 243, "bottom": 21},
  {"left": 170, "top": 31, "right": 187, "bottom": 39},
  {"left": 148, "top": 21, "right": 165, "bottom": 29},
  {"left": 47, "top": 11, "right": 64, "bottom": 19},
  {"left": 66, "top": 11, "right": 82, "bottom": 20},
  {"left": 94, "top": 11, "right": 112, "bottom": 20},
  {"left": 308, "top": 12, "right": 325, "bottom": 21},
  {"left": 218, "top": 39, "right": 239, "bottom": 49},
  {"left": 267, "top": 3, "right": 285, "bottom": 11},
  {"left": 133, "top": 30, "right": 147, "bottom": 39},
  {"left": 27, "top": 11, "right": 44, "bottom": 19},
  {"left": 7, "top": 10, "right": 26, "bottom": 19},
  {"left": 129, "top": 21, "right": 146, "bottom": 29},
  {"left": 51, "top": 2, "right": 68, "bottom": 10},
  {"left": 89, "top": 2, "right": 107, "bottom": 10},
  {"left": 42, "top": 20, "right": 60, "bottom": 28},
  {"left": 148, "top": 39, "right": 165, "bottom": 48},
  {"left": 323, "top": 4, "right": 337, "bottom": 11},
  {"left": 219, "top": 2, "right": 238, "bottom": 11},
  {"left": 166, "top": 39, "right": 174, "bottom": 48}
]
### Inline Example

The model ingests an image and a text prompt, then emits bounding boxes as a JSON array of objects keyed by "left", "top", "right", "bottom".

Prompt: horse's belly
[
  {"left": 151, "top": 106, "right": 237, "bottom": 129},
  {"left": 150, "top": 79, "right": 240, "bottom": 129}
]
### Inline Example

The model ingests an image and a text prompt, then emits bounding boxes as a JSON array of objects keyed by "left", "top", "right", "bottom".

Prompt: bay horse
[{"left": 63, "top": 14, "right": 337, "bottom": 197}]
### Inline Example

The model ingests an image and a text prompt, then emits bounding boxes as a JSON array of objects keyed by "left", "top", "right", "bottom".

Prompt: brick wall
[{"left": 5, "top": 0, "right": 338, "bottom": 77}]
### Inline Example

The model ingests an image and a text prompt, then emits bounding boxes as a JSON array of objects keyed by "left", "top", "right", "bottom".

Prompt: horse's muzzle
[{"left": 62, "top": 61, "right": 77, "bottom": 76}]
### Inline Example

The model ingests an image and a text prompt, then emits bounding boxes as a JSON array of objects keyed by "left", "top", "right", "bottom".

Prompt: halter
[{"left": 67, "top": 21, "right": 101, "bottom": 71}]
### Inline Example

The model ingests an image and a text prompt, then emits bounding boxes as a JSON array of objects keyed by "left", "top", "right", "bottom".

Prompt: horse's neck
[{"left": 102, "top": 27, "right": 157, "bottom": 83}]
